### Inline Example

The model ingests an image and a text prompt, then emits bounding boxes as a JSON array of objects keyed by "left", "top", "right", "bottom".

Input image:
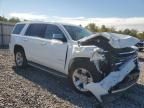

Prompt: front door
[{"left": 42, "top": 24, "right": 68, "bottom": 72}]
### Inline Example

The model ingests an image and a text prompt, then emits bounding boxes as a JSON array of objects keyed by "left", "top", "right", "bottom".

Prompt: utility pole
[
  {"left": 0, "top": 0, "right": 2, "bottom": 16},
  {"left": 0, "top": 0, "right": 3, "bottom": 16},
  {"left": 0, "top": 0, "right": 2, "bottom": 47}
]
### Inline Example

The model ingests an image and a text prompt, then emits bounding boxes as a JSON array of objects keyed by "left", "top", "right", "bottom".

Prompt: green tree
[
  {"left": 108, "top": 27, "right": 116, "bottom": 32},
  {"left": 85, "top": 23, "right": 143, "bottom": 39},
  {"left": 122, "top": 29, "right": 131, "bottom": 35},
  {"left": 129, "top": 29, "right": 138, "bottom": 37},
  {"left": 85, "top": 23, "right": 99, "bottom": 32},
  {"left": 100, "top": 25, "right": 108, "bottom": 32},
  {"left": 137, "top": 32, "right": 144, "bottom": 39},
  {"left": 118, "top": 30, "right": 123, "bottom": 34},
  {"left": 0, "top": 16, "right": 8, "bottom": 22},
  {"left": 8, "top": 17, "right": 20, "bottom": 23}
]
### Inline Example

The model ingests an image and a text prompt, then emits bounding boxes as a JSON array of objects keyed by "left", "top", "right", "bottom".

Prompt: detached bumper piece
[
  {"left": 84, "top": 58, "right": 139, "bottom": 102},
  {"left": 110, "top": 69, "right": 139, "bottom": 93}
]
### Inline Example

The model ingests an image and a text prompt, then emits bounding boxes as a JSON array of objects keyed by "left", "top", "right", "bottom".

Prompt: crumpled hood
[{"left": 79, "top": 32, "right": 140, "bottom": 48}]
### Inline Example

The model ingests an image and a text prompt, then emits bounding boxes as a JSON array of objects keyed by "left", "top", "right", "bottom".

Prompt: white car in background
[{"left": 9, "top": 22, "right": 140, "bottom": 102}]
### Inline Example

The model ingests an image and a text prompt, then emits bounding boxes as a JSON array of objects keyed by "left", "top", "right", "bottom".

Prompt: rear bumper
[{"left": 84, "top": 58, "right": 140, "bottom": 102}]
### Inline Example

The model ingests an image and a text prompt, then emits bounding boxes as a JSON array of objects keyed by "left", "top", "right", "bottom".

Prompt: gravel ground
[{"left": 0, "top": 49, "right": 144, "bottom": 108}]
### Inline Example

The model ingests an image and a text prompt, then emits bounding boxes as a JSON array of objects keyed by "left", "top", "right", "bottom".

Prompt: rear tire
[
  {"left": 69, "top": 59, "right": 102, "bottom": 94},
  {"left": 15, "top": 49, "right": 27, "bottom": 68}
]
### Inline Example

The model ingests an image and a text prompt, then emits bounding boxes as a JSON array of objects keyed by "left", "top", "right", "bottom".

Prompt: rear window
[
  {"left": 12, "top": 24, "right": 25, "bottom": 34},
  {"left": 25, "top": 24, "right": 47, "bottom": 37}
]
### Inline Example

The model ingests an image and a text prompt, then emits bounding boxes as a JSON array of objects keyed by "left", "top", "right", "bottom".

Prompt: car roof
[{"left": 16, "top": 21, "right": 77, "bottom": 27}]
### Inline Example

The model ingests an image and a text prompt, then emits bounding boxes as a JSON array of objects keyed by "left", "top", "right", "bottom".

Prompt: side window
[
  {"left": 44, "top": 24, "right": 66, "bottom": 41},
  {"left": 12, "top": 24, "right": 25, "bottom": 34},
  {"left": 25, "top": 24, "right": 47, "bottom": 37}
]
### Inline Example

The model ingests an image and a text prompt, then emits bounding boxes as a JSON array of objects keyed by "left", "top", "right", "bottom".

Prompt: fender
[{"left": 65, "top": 44, "right": 99, "bottom": 74}]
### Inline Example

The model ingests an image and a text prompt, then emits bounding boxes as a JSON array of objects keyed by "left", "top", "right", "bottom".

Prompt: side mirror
[{"left": 52, "top": 34, "right": 66, "bottom": 42}]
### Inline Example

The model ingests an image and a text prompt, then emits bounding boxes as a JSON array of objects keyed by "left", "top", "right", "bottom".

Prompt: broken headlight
[
  {"left": 90, "top": 48, "right": 108, "bottom": 74},
  {"left": 91, "top": 48, "right": 107, "bottom": 61}
]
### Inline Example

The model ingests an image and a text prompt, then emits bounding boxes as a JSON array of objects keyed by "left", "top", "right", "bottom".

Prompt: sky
[{"left": 0, "top": 0, "right": 144, "bottom": 31}]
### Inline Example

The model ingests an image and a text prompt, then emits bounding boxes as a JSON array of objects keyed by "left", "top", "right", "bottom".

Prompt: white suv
[{"left": 10, "top": 22, "right": 140, "bottom": 102}]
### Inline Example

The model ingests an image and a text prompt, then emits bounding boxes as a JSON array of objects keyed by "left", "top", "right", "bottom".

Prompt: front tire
[
  {"left": 15, "top": 49, "right": 27, "bottom": 68},
  {"left": 69, "top": 59, "right": 102, "bottom": 93}
]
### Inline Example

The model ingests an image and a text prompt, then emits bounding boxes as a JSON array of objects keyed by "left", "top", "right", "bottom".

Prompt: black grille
[
  {"left": 99, "top": 48, "right": 138, "bottom": 76},
  {"left": 107, "top": 48, "right": 138, "bottom": 71}
]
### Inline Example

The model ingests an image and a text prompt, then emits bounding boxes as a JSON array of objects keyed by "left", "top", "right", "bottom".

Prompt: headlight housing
[{"left": 91, "top": 48, "right": 107, "bottom": 61}]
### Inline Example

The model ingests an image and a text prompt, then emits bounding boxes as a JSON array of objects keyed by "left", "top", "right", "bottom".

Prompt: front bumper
[
  {"left": 137, "top": 47, "right": 144, "bottom": 48},
  {"left": 110, "top": 69, "right": 139, "bottom": 93},
  {"left": 136, "top": 43, "right": 144, "bottom": 49},
  {"left": 84, "top": 58, "right": 140, "bottom": 102}
]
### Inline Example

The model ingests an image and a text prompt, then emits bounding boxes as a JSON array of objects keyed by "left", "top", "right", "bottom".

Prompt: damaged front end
[{"left": 79, "top": 33, "right": 140, "bottom": 102}]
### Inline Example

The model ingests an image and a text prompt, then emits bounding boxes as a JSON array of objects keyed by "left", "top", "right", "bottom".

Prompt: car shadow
[
  {"left": 12, "top": 66, "right": 100, "bottom": 107},
  {"left": 13, "top": 65, "right": 144, "bottom": 108}
]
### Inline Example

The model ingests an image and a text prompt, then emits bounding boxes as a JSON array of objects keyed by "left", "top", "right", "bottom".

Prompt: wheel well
[
  {"left": 14, "top": 45, "right": 24, "bottom": 54},
  {"left": 68, "top": 57, "right": 91, "bottom": 72}
]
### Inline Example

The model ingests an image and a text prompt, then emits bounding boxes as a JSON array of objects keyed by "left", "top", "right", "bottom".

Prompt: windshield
[{"left": 63, "top": 25, "right": 92, "bottom": 41}]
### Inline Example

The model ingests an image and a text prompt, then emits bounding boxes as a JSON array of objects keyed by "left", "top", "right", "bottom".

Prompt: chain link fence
[{"left": 0, "top": 22, "right": 15, "bottom": 48}]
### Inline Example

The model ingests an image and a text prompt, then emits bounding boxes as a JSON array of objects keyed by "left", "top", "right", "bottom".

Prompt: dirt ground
[{"left": 0, "top": 49, "right": 144, "bottom": 108}]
